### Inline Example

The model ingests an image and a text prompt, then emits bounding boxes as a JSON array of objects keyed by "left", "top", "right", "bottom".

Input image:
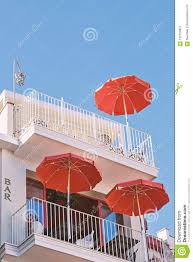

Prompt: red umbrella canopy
[
  {"left": 36, "top": 153, "right": 102, "bottom": 193},
  {"left": 95, "top": 75, "right": 152, "bottom": 115},
  {"left": 105, "top": 179, "right": 169, "bottom": 216}
]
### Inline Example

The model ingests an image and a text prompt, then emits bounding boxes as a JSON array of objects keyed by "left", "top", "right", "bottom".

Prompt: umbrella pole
[
  {"left": 123, "top": 95, "right": 132, "bottom": 152},
  {"left": 136, "top": 191, "right": 149, "bottom": 262},
  {"left": 43, "top": 185, "right": 47, "bottom": 230},
  {"left": 67, "top": 167, "right": 71, "bottom": 240},
  {"left": 123, "top": 95, "right": 129, "bottom": 126}
]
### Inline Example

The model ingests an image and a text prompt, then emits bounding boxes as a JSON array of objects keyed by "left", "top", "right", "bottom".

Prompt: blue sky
[{"left": 0, "top": 1, "right": 174, "bottom": 235}]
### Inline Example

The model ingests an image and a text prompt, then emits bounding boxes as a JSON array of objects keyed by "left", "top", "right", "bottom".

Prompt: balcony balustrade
[
  {"left": 11, "top": 198, "right": 173, "bottom": 261},
  {"left": 14, "top": 90, "right": 154, "bottom": 167}
]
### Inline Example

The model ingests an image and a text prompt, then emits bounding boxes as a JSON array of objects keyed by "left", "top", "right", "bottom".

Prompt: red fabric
[
  {"left": 36, "top": 153, "right": 102, "bottom": 193},
  {"left": 105, "top": 179, "right": 169, "bottom": 216},
  {"left": 95, "top": 75, "right": 152, "bottom": 115}
]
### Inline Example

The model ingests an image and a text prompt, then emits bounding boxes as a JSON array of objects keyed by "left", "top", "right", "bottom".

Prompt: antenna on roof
[
  {"left": 14, "top": 61, "right": 26, "bottom": 86},
  {"left": 12, "top": 59, "right": 26, "bottom": 136},
  {"left": 13, "top": 59, "right": 26, "bottom": 102}
]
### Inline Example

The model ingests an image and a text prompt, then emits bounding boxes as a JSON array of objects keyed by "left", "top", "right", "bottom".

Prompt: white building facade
[{"left": 0, "top": 89, "right": 173, "bottom": 261}]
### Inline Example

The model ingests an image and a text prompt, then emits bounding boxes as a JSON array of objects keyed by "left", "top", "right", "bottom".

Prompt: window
[{"left": 26, "top": 178, "right": 43, "bottom": 200}]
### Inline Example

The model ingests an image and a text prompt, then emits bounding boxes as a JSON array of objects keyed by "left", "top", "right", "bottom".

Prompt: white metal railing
[
  {"left": 14, "top": 89, "right": 154, "bottom": 166},
  {"left": 11, "top": 198, "right": 173, "bottom": 261}
]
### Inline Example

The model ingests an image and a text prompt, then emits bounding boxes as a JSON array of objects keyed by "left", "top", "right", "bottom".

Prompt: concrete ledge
[
  {"left": 0, "top": 133, "right": 18, "bottom": 151},
  {"left": 0, "top": 234, "right": 124, "bottom": 262},
  {"left": 15, "top": 124, "right": 159, "bottom": 178}
]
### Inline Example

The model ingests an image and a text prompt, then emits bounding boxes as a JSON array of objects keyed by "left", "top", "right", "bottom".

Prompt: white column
[{"left": 0, "top": 149, "right": 26, "bottom": 245}]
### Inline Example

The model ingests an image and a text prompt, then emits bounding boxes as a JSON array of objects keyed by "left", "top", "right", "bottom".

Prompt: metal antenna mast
[{"left": 12, "top": 59, "right": 26, "bottom": 136}]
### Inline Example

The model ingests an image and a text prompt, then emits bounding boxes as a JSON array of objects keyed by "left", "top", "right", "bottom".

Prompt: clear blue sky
[{"left": 0, "top": 1, "right": 174, "bottom": 236}]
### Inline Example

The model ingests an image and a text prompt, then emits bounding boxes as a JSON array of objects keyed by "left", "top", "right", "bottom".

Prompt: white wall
[
  {"left": 0, "top": 149, "right": 26, "bottom": 245},
  {"left": 0, "top": 91, "right": 27, "bottom": 245},
  {"left": 0, "top": 150, "right": 2, "bottom": 245},
  {"left": 0, "top": 103, "right": 14, "bottom": 136},
  {"left": 157, "top": 228, "right": 174, "bottom": 250}
]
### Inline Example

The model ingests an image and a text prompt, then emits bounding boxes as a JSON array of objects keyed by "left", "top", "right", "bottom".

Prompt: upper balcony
[
  {"left": 12, "top": 89, "right": 154, "bottom": 165},
  {"left": 0, "top": 89, "right": 158, "bottom": 192}
]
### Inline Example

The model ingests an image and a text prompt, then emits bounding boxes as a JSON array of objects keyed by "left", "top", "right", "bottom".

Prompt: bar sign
[{"left": 4, "top": 178, "right": 11, "bottom": 202}]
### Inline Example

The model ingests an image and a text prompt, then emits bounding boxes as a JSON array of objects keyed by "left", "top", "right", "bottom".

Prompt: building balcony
[
  {"left": 0, "top": 88, "right": 155, "bottom": 168},
  {"left": 13, "top": 89, "right": 154, "bottom": 167},
  {"left": 0, "top": 89, "right": 158, "bottom": 194},
  {"left": 3, "top": 197, "right": 173, "bottom": 262}
]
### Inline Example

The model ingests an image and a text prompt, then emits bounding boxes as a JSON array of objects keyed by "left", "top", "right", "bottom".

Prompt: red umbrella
[
  {"left": 36, "top": 153, "right": 101, "bottom": 195},
  {"left": 105, "top": 179, "right": 169, "bottom": 216},
  {"left": 36, "top": 153, "right": 102, "bottom": 238},
  {"left": 105, "top": 179, "right": 169, "bottom": 262},
  {"left": 95, "top": 75, "right": 152, "bottom": 127}
]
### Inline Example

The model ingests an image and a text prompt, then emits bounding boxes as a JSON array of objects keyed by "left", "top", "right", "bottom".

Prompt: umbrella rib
[
  {"left": 44, "top": 165, "right": 67, "bottom": 185},
  {"left": 110, "top": 191, "right": 128, "bottom": 210},
  {"left": 41, "top": 158, "right": 96, "bottom": 189},
  {"left": 118, "top": 186, "right": 154, "bottom": 196},
  {"left": 121, "top": 192, "right": 137, "bottom": 215},
  {"left": 108, "top": 80, "right": 136, "bottom": 112},
  {"left": 142, "top": 192, "right": 158, "bottom": 213},
  {"left": 131, "top": 193, "right": 136, "bottom": 216},
  {"left": 48, "top": 159, "right": 90, "bottom": 171},
  {"left": 113, "top": 95, "right": 122, "bottom": 114},
  {"left": 135, "top": 187, "right": 165, "bottom": 213},
  {"left": 119, "top": 185, "right": 165, "bottom": 195},
  {"left": 69, "top": 161, "right": 96, "bottom": 190},
  {"left": 42, "top": 161, "right": 70, "bottom": 188},
  {"left": 115, "top": 185, "right": 161, "bottom": 212},
  {"left": 137, "top": 187, "right": 167, "bottom": 197},
  {"left": 42, "top": 160, "right": 81, "bottom": 185},
  {"left": 109, "top": 80, "right": 142, "bottom": 94},
  {"left": 118, "top": 192, "right": 136, "bottom": 215},
  {"left": 123, "top": 76, "right": 128, "bottom": 87},
  {"left": 118, "top": 185, "right": 136, "bottom": 193},
  {"left": 124, "top": 82, "right": 148, "bottom": 112},
  {"left": 119, "top": 188, "right": 142, "bottom": 216},
  {"left": 117, "top": 192, "right": 136, "bottom": 214},
  {"left": 104, "top": 80, "right": 127, "bottom": 113},
  {"left": 124, "top": 83, "right": 145, "bottom": 93},
  {"left": 124, "top": 92, "right": 136, "bottom": 112}
]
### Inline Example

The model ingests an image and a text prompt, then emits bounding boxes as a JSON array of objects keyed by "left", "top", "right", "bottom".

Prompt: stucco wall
[{"left": 0, "top": 149, "right": 26, "bottom": 245}]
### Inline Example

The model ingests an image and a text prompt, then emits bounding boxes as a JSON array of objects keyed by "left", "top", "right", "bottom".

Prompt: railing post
[
  {"left": 92, "top": 113, "right": 97, "bottom": 139},
  {"left": 120, "top": 124, "right": 127, "bottom": 156},
  {"left": 61, "top": 97, "right": 64, "bottom": 123},
  {"left": 149, "top": 136, "right": 154, "bottom": 166},
  {"left": 142, "top": 232, "right": 149, "bottom": 262},
  {"left": 162, "top": 240, "right": 166, "bottom": 262},
  {"left": 11, "top": 215, "right": 13, "bottom": 244},
  {"left": 125, "top": 125, "right": 132, "bottom": 155}
]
